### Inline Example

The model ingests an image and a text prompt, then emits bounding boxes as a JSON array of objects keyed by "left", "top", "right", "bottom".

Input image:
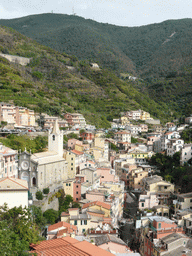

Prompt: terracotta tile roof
[
  {"left": 73, "top": 240, "right": 113, "bottom": 256},
  {"left": 82, "top": 201, "right": 111, "bottom": 210},
  {"left": 48, "top": 221, "right": 77, "bottom": 232},
  {"left": 88, "top": 160, "right": 95, "bottom": 164},
  {"left": 30, "top": 237, "right": 113, "bottom": 256},
  {"left": 115, "top": 131, "right": 130, "bottom": 134},
  {"left": 71, "top": 150, "right": 84, "bottom": 155},
  {"left": 56, "top": 228, "right": 68, "bottom": 238},
  {"left": 68, "top": 208, "right": 79, "bottom": 211},
  {"left": 117, "top": 141, "right": 130, "bottom": 144},
  {"left": 61, "top": 212, "right": 70, "bottom": 217}
]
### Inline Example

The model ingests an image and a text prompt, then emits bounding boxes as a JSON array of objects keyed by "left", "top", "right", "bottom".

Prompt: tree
[
  {"left": 0, "top": 121, "right": 7, "bottom": 128},
  {"left": 43, "top": 209, "right": 59, "bottom": 224},
  {"left": 36, "top": 190, "right": 43, "bottom": 200},
  {"left": 0, "top": 204, "right": 41, "bottom": 255},
  {"left": 43, "top": 188, "right": 49, "bottom": 194},
  {"left": 29, "top": 205, "right": 46, "bottom": 229}
]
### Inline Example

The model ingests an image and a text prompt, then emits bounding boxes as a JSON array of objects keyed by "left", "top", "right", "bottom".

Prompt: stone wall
[
  {"left": 0, "top": 53, "right": 31, "bottom": 66},
  {"left": 33, "top": 192, "right": 59, "bottom": 213},
  {"left": 145, "top": 119, "right": 160, "bottom": 125}
]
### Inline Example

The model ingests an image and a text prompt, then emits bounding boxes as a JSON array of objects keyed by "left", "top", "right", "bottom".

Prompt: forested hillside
[
  {"left": 0, "top": 14, "right": 191, "bottom": 115},
  {"left": 0, "top": 26, "right": 172, "bottom": 127},
  {"left": 1, "top": 14, "right": 192, "bottom": 77}
]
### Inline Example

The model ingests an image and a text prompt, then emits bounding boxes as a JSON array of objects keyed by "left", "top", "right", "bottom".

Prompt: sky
[{"left": 0, "top": 0, "right": 192, "bottom": 27}]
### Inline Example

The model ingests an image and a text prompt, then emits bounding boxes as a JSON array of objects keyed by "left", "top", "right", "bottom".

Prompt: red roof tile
[
  {"left": 30, "top": 237, "right": 113, "bottom": 256},
  {"left": 68, "top": 208, "right": 79, "bottom": 211},
  {"left": 48, "top": 221, "right": 77, "bottom": 232},
  {"left": 82, "top": 201, "right": 111, "bottom": 210},
  {"left": 61, "top": 212, "right": 70, "bottom": 216},
  {"left": 71, "top": 150, "right": 84, "bottom": 155},
  {"left": 73, "top": 240, "right": 113, "bottom": 256}
]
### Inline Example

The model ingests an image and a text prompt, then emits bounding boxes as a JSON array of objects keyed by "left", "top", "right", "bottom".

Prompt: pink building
[
  {"left": 139, "top": 192, "right": 159, "bottom": 210},
  {"left": 86, "top": 190, "right": 105, "bottom": 202},
  {"left": 68, "top": 139, "right": 83, "bottom": 150},
  {"left": 95, "top": 234, "right": 130, "bottom": 254},
  {"left": 96, "top": 168, "right": 117, "bottom": 183},
  {"left": 73, "top": 180, "right": 81, "bottom": 202},
  {"left": 0, "top": 143, "right": 18, "bottom": 178},
  {"left": 80, "top": 132, "right": 94, "bottom": 143}
]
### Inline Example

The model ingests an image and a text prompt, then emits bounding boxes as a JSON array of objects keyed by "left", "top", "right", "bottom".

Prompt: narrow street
[{"left": 119, "top": 191, "right": 140, "bottom": 251}]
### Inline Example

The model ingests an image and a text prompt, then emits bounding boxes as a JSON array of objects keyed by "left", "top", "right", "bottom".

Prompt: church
[{"left": 18, "top": 120, "right": 68, "bottom": 195}]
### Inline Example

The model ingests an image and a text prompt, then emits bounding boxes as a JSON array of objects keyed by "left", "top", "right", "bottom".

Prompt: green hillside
[
  {"left": 1, "top": 14, "right": 192, "bottom": 77},
  {"left": 0, "top": 26, "right": 173, "bottom": 127},
  {"left": 0, "top": 14, "right": 191, "bottom": 115}
]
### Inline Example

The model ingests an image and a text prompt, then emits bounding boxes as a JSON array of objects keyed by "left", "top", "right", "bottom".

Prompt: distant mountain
[
  {"left": 0, "top": 26, "right": 173, "bottom": 128},
  {"left": 1, "top": 14, "right": 192, "bottom": 78}
]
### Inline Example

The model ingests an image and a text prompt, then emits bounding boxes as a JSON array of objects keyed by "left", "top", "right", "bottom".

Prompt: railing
[{"left": 88, "top": 229, "right": 118, "bottom": 234}]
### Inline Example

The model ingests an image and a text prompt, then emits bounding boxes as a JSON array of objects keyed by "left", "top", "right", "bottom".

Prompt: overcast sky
[{"left": 0, "top": 0, "right": 191, "bottom": 27}]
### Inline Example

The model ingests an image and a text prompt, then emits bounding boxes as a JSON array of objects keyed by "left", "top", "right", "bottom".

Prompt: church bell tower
[{"left": 48, "top": 119, "right": 63, "bottom": 157}]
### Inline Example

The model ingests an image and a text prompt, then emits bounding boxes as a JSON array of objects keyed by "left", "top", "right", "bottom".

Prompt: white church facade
[{"left": 18, "top": 120, "right": 68, "bottom": 195}]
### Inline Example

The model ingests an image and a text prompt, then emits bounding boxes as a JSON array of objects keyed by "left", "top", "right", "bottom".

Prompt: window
[
  {"left": 71, "top": 163, "right": 73, "bottom": 166},
  {"left": 76, "top": 185, "right": 78, "bottom": 188},
  {"left": 10, "top": 166, "right": 12, "bottom": 172},
  {"left": 190, "top": 199, "right": 192, "bottom": 203},
  {"left": 76, "top": 198, "right": 78, "bottom": 201},
  {"left": 82, "top": 228, "right": 85, "bottom": 233},
  {"left": 102, "top": 176, "right": 104, "bottom": 178},
  {"left": 5, "top": 168, "right": 7, "bottom": 173},
  {"left": 69, "top": 183, "right": 71, "bottom": 186},
  {"left": 158, "top": 223, "right": 161, "bottom": 229},
  {"left": 66, "top": 183, "right": 68, "bottom": 186},
  {"left": 74, "top": 220, "right": 77, "bottom": 225},
  {"left": 142, "top": 203, "right": 144, "bottom": 207},
  {"left": 76, "top": 192, "right": 78, "bottom": 194},
  {"left": 84, "top": 220, "right": 87, "bottom": 225},
  {"left": 164, "top": 186, "right": 167, "bottom": 189},
  {"left": 52, "top": 135, "right": 55, "bottom": 141},
  {"left": 71, "top": 158, "right": 73, "bottom": 160},
  {"left": 71, "top": 168, "right": 73, "bottom": 170}
]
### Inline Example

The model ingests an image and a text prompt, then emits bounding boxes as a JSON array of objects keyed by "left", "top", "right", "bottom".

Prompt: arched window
[{"left": 52, "top": 135, "right": 55, "bottom": 141}]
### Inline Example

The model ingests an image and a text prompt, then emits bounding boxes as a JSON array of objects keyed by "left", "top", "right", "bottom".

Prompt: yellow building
[
  {"left": 141, "top": 175, "right": 175, "bottom": 205},
  {"left": 129, "top": 168, "right": 148, "bottom": 189},
  {"left": 64, "top": 150, "right": 86, "bottom": 179},
  {"left": 140, "top": 110, "right": 150, "bottom": 121},
  {"left": 63, "top": 179, "right": 74, "bottom": 197},
  {"left": 64, "top": 151, "right": 76, "bottom": 179},
  {"left": 90, "top": 137, "right": 109, "bottom": 161},
  {"left": 61, "top": 208, "right": 100, "bottom": 235},
  {"left": 82, "top": 201, "right": 111, "bottom": 218},
  {"left": 120, "top": 116, "right": 130, "bottom": 125},
  {"left": 176, "top": 192, "right": 192, "bottom": 211},
  {"left": 129, "top": 149, "right": 153, "bottom": 159}
]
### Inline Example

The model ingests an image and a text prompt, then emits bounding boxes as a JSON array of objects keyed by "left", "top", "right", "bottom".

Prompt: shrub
[
  {"left": 43, "top": 188, "right": 49, "bottom": 194},
  {"left": 36, "top": 190, "right": 43, "bottom": 200}
]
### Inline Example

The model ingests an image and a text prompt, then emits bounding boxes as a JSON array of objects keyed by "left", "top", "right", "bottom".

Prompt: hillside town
[{"left": 0, "top": 102, "right": 192, "bottom": 256}]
